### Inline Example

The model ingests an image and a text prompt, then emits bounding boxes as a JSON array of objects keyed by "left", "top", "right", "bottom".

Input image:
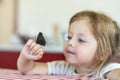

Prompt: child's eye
[
  {"left": 67, "top": 36, "right": 72, "bottom": 40},
  {"left": 79, "top": 39, "right": 86, "bottom": 43}
]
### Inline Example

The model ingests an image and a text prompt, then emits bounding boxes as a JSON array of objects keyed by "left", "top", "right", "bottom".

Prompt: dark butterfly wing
[{"left": 36, "top": 32, "right": 46, "bottom": 46}]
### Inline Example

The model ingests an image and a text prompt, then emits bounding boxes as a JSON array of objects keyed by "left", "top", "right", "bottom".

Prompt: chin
[{"left": 65, "top": 58, "right": 75, "bottom": 64}]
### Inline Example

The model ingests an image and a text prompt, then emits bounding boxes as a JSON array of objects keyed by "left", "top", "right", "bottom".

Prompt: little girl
[{"left": 17, "top": 10, "right": 120, "bottom": 80}]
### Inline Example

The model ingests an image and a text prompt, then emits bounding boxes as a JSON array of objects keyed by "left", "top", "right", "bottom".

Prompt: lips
[{"left": 66, "top": 49, "right": 75, "bottom": 54}]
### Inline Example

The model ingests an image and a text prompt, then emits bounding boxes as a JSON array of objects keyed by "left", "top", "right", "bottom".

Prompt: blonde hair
[{"left": 69, "top": 10, "right": 120, "bottom": 72}]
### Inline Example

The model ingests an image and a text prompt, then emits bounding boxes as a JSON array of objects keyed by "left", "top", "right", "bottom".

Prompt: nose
[{"left": 67, "top": 37, "right": 75, "bottom": 47}]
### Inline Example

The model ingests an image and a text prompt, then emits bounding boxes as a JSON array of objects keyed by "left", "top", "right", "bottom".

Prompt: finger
[
  {"left": 26, "top": 39, "right": 34, "bottom": 47},
  {"left": 35, "top": 48, "right": 44, "bottom": 55},
  {"left": 26, "top": 52, "right": 43, "bottom": 60},
  {"left": 32, "top": 53, "right": 43, "bottom": 60},
  {"left": 31, "top": 44, "right": 43, "bottom": 55},
  {"left": 21, "top": 39, "right": 34, "bottom": 55},
  {"left": 25, "top": 50, "right": 43, "bottom": 60},
  {"left": 29, "top": 41, "right": 36, "bottom": 52}
]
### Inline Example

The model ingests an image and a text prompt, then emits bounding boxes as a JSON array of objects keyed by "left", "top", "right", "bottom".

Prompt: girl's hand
[{"left": 21, "top": 39, "right": 44, "bottom": 60}]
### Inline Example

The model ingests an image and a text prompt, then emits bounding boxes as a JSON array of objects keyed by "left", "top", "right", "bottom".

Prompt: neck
[{"left": 75, "top": 64, "right": 98, "bottom": 76}]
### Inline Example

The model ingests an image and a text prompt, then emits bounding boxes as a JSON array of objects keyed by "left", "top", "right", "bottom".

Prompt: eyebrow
[{"left": 68, "top": 30, "right": 87, "bottom": 37}]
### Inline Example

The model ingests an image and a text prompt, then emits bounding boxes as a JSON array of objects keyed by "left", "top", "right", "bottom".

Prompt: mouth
[{"left": 66, "top": 50, "right": 75, "bottom": 54}]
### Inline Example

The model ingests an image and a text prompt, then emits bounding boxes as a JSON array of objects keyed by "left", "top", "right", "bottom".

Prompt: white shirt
[{"left": 47, "top": 61, "right": 120, "bottom": 79}]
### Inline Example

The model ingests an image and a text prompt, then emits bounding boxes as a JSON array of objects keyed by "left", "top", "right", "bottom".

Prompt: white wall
[{"left": 17, "top": 0, "right": 120, "bottom": 37}]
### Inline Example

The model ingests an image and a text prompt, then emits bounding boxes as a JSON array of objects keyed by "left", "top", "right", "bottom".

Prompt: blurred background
[{"left": 0, "top": 0, "right": 120, "bottom": 52}]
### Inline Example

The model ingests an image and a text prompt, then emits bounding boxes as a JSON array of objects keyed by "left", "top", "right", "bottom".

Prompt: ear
[{"left": 100, "top": 49, "right": 111, "bottom": 61}]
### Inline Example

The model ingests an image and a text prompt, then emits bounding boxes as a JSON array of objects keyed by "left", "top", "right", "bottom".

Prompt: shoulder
[
  {"left": 99, "top": 63, "right": 120, "bottom": 79},
  {"left": 106, "top": 68, "right": 120, "bottom": 80},
  {"left": 100, "top": 63, "right": 120, "bottom": 74}
]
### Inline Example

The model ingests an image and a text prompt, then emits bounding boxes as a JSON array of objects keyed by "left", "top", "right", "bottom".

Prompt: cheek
[
  {"left": 63, "top": 42, "right": 67, "bottom": 51},
  {"left": 76, "top": 46, "right": 97, "bottom": 60}
]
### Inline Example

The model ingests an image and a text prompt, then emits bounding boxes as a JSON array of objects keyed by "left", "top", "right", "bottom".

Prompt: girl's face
[{"left": 64, "top": 19, "right": 97, "bottom": 67}]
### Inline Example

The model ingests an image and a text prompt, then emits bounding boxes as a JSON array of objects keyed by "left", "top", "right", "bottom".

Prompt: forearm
[{"left": 17, "top": 54, "right": 34, "bottom": 74}]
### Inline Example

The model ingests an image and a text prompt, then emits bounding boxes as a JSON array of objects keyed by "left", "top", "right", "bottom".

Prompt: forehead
[{"left": 69, "top": 19, "right": 92, "bottom": 35}]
